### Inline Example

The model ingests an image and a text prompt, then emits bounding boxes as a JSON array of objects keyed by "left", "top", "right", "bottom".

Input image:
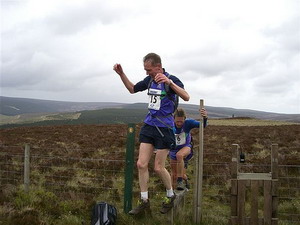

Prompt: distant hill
[
  {"left": 118, "top": 103, "right": 300, "bottom": 122},
  {"left": 0, "top": 96, "right": 299, "bottom": 128},
  {"left": 0, "top": 96, "right": 125, "bottom": 115}
]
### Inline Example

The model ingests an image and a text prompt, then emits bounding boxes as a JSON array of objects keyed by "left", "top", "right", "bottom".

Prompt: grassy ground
[
  {"left": 0, "top": 185, "right": 231, "bottom": 225},
  {"left": 207, "top": 118, "right": 299, "bottom": 126},
  {"left": 0, "top": 120, "right": 299, "bottom": 224},
  {"left": 0, "top": 112, "right": 81, "bottom": 125}
]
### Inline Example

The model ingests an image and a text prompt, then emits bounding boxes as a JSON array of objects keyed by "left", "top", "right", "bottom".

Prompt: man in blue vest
[
  {"left": 113, "top": 53, "right": 190, "bottom": 215},
  {"left": 170, "top": 108, "right": 208, "bottom": 190}
]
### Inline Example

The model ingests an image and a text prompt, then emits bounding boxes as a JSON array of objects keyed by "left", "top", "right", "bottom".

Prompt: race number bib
[
  {"left": 175, "top": 132, "right": 186, "bottom": 145},
  {"left": 148, "top": 89, "right": 161, "bottom": 110}
]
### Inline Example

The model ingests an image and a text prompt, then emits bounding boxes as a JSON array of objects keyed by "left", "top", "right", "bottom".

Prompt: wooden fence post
[
  {"left": 271, "top": 144, "right": 279, "bottom": 225},
  {"left": 193, "top": 99, "right": 204, "bottom": 224},
  {"left": 230, "top": 144, "right": 239, "bottom": 225},
  {"left": 24, "top": 144, "right": 30, "bottom": 193},
  {"left": 167, "top": 189, "right": 187, "bottom": 224}
]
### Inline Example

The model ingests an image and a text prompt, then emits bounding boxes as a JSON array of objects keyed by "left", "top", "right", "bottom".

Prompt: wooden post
[
  {"left": 230, "top": 144, "right": 239, "bottom": 225},
  {"left": 264, "top": 180, "right": 272, "bottom": 225},
  {"left": 271, "top": 144, "right": 278, "bottom": 180},
  {"left": 167, "top": 189, "right": 187, "bottom": 224},
  {"left": 250, "top": 180, "right": 259, "bottom": 225},
  {"left": 271, "top": 144, "right": 279, "bottom": 225},
  {"left": 237, "top": 180, "right": 246, "bottom": 225},
  {"left": 24, "top": 144, "right": 30, "bottom": 193},
  {"left": 193, "top": 99, "right": 204, "bottom": 224}
]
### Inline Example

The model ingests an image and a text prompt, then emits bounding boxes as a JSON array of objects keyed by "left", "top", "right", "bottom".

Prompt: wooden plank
[
  {"left": 238, "top": 180, "right": 246, "bottom": 225},
  {"left": 264, "top": 180, "right": 272, "bottom": 225},
  {"left": 231, "top": 179, "right": 238, "bottom": 218},
  {"left": 231, "top": 179, "right": 238, "bottom": 195},
  {"left": 272, "top": 179, "right": 278, "bottom": 220},
  {"left": 167, "top": 207, "right": 174, "bottom": 224},
  {"left": 173, "top": 189, "right": 187, "bottom": 211},
  {"left": 245, "top": 180, "right": 251, "bottom": 187},
  {"left": 238, "top": 173, "right": 271, "bottom": 180},
  {"left": 231, "top": 195, "right": 237, "bottom": 218},
  {"left": 271, "top": 144, "right": 278, "bottom": 179},
  {"left": 231, "top": 216, "right": 238, "bottom": 225},
  {"left": 272, "top": 180, "right": 278, "bottom": 196},
  {"left": 168, "top": 189, "right": 187, "bottom": 224},
  {"left": 231, "top": 144, "right": 239, "bottom": 179},
  {"left": 245, "top": 217, "right": 250, "bottom": 225},
  {"left": 271, "top": 218, "right": 278, "bottom": 225},
  {"left": 258, "top": 180, "right": 264, "bottom": 187},
  {"left": 272, "top": 196, "right": 278, "bottom": 219},
  {"left": 250, "top": 180, "right": 259, "bottom": 225}
]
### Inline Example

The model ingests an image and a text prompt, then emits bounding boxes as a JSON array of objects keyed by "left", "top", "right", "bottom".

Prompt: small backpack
[{"left": 91, "top": 202, "right": 117, "bottom": 225}]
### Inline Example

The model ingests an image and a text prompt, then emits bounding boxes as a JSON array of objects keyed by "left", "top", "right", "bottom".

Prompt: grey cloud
[
  {"left": 1, "top": 53, "right": 109, "bottom": 91},
  {"left": 253, "top": 64, "right": 299, "bottom": 95},
  {"left": 2, "top": 17, "right": 110, "bottom": 90},
  {"left": 42, "top": 1, "right": 129, "bottom": 35},
  {"left": 169, "top": 47, "right": 268, "bottom": 80},
  {"left": 254, "top": 76, "right": 291, "bottom": 94},
  {"left": 263, "top": 16, "right": 300, "bottom": 54}
]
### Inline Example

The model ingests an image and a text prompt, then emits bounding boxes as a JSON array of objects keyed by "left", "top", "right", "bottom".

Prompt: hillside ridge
[{"left": 1, "top": 96, "right": 299, "bottom": 127}]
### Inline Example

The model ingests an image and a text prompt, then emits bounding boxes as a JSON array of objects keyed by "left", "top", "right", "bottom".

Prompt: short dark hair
[
  {"left": 143, "top": 53, "right": 161, "bottom": 66},
  {"left": 174, "top": 108, "right": 186, "bottom": 118}
]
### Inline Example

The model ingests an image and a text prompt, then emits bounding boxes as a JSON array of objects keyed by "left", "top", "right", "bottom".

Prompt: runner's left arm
[{"left": 154, "top": 73, "right": 190, "bottom": 101}]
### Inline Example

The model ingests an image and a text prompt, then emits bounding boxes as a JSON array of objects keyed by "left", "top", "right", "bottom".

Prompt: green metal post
[{"left": 124, "top": 123, "right": 136, "bottom": 213}]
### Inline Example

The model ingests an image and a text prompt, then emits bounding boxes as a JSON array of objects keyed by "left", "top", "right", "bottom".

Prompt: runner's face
[
  {"left": 144, "top": 61, "right": 161, "bottom": 78},
  {"left": 175, "top": 117, "right": 185, "bottom": 128}
]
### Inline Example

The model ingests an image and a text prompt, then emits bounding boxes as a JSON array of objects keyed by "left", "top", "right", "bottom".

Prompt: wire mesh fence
[
  {"left": 0, "top": 144, "right": 299, "bottom": 224},
  {"left": 0, "top": 145, "right": 125, "bottom": 201}
]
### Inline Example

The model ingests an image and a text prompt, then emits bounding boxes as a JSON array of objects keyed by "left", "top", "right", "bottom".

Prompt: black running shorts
[{"left": 139, "top": 123, "right": 175, "bottom": 150}]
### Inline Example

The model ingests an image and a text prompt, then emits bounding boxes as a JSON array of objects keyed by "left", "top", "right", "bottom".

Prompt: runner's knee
[
  {"left": 154, "top": 165, "right": 164, "bottom": 174},
  {"left": 176, "top": 152, "right": 184, "bottom": 161},
  {"left": 137, "top": 161, "right": 148, "bottom": 170}
]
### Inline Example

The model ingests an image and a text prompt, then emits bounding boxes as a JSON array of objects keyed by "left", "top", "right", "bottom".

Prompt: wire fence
[
  {"left": 0, "top": 145, "right": 125, "bottom": 201},
  {"left": 0, "top": 144, "right": 299, "bottom": 224}
]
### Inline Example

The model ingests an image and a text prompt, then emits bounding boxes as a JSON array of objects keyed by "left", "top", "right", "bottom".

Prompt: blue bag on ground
[{"left": 91, "top": 202, "right": 117, "bottom": 225}]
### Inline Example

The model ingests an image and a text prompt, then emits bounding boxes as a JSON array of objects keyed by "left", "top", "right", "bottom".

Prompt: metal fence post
[
  {"left": 24, "top": 144, "right": 30, "bottom": 193},
  {"left": 124, "top": 123, "right": 136, "bottom": 213}
]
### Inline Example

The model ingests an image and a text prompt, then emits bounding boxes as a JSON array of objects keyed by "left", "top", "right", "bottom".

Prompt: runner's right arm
[{"left": 113, "top": 63, "right": 135, "bottom": 93}]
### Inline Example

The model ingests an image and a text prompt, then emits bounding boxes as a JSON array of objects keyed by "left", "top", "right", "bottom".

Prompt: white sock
[
  {"left": 141, "top": 192, "right": 148, "bottom": 201},
  {"left": 166, "top": 189, "right": 174, "bottom": 198}
]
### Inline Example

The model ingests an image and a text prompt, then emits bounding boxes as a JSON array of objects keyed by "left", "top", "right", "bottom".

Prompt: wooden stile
[{"left": 230, "top": 144, "right": 278, "bottom": 225}]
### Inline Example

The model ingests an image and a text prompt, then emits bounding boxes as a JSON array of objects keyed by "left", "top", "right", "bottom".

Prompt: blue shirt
[
  {"left": 134, "top": 70, "right": 184, "bottom": 127},
  {"left": 173, "top": 118, "right": 208, "bottom": 151}
]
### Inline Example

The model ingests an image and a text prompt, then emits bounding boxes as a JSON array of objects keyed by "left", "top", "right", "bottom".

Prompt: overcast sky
[{"left": 1, "top": 0, "right": 299, "bottom": 114}]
